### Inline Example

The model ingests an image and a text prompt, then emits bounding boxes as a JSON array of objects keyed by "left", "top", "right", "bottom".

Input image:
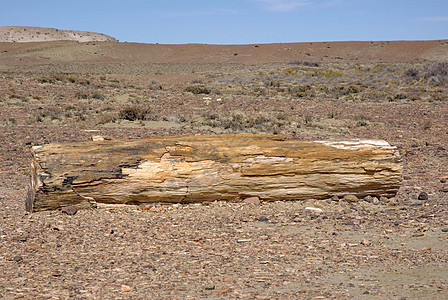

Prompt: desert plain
[{"left": 0, "top": 29, "right": 448, "bottom": 299}]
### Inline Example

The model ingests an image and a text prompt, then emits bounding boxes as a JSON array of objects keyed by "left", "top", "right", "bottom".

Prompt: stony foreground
[{"left": 1, "top": 188, "right": 448, "bottom": 299}]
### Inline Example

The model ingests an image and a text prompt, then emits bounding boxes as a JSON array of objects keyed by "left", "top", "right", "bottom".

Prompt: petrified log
[{"left": 27, "top": 134, "right": 402, "bottom": 212}]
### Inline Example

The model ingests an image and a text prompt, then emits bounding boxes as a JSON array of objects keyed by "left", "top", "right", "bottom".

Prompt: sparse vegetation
[
  {"left": 185, "top": 111, "right": 288, "bottom": 134},
  {"left": 185, "top": 85, "right": 211, "bottom": 94},
  {"left": 289, "top": 60, "right": 319, "bottom": 67},
  {"left": 312, "top": 68, "right": 344, "bottom": 78},
  {"left": 404, "top": 67, "right": 419, "bottom": 81},
  {"left": 424, "top": 62, "right": 448, "bottom": 78},
  {"left": 118, "top": 105, "right": 151, "bottom": 121},
  {"left": 403, "top": 62, "right": 448, "bottom": 85},
  {"left": 91, "top": 92, "right": 105, "bottom": 100},
  {"left": 424, "top": 62, "right": 448, "bottom": 85}
]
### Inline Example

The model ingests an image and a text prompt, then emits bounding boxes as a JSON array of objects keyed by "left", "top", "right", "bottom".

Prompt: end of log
[{"left": 27, "top": 146, "right": 92, "bottom": 212}]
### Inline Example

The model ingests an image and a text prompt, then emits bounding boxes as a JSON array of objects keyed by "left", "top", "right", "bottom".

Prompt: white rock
[
  {"left": 305, "top": 207, "right": 323, "bottom": 213},
  {"left": 92, "top": 135, "right": 105, "bottom": 141}
]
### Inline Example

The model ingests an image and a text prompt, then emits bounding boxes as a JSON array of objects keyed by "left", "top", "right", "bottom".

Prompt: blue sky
[{"left": 1, "top": 0, "right": 447, "bottom": 44}]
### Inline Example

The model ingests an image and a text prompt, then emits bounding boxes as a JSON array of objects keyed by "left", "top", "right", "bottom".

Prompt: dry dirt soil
[{"left": 0, "top": 40, "right": 448, "bottom": 299}]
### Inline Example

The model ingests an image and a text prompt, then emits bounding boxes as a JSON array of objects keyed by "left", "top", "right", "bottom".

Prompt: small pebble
[
  {"left": 361, "top": 239, "right": 371, "bottom": 246},
  {"left": 61, "top": 206, "right": 78, "bottom": 215},
  {"left": 394, "top": 221, "right": 400, "bottom": 226},
  {"left": 418, "top": 192, "right": 428, "bottom": 201},
  {"left": 372, "top": 197, "right": 380, "bottom": 205},
  {"left": 259, "top": 216, "right": 269, "bottom": 222},
  {"left": 388, "top": 198, "right": 398, "bottom": 206},
  {"left": 305, "top": 207, "right": 323, "bottom": 213},
  {"left": 343, "top": 195, "right": 359, "bottom": 203},
  {"left": 364, "top": 195, "right": 373, "bottom": 203},
  {"left": 13, "top": 255, "right": 23, "bottom": 262},
  {"left": 142, "top": 264, "right": 156, "bottom": 271},
  {"left": 442, "top": 228, "right": 448, "bottom": 233},
  {"left": 121, "top": 285, "right": 132, "bottom": 292},
  {"left": 331, "top": 195, "right": 339, "bottom": 202},
  {"left": 380, "top": 196, "right": 389, "bottom": 204},
  {"left": 149, "top": 206, "right": 162, "bottom": 212},
  {"left": 204, "top": 284, "right": 215, "bottom": 290},
  {"left": 12, "top": 236, "right": 27, "bottom": 242},
  {"left": 243, "top": 196, "right": 260, "bottom": 205},
  {"left": 91, "top": 135, "right": 105, "bottom": 141}
]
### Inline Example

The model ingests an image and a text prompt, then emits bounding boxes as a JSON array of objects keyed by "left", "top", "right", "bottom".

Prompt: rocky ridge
[{"left": 0, "top": 26, "right": 117, "bottom": 43}]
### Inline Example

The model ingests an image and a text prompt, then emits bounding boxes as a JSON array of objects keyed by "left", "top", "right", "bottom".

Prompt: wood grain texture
[{"left": 27, "top": 134, "right": 402, "bottom": 212}]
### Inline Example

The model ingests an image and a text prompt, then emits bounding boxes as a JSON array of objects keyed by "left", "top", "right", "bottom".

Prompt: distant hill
[
  {"left": 0, "top": 26, "right": 117, "bottom": 43},
  {"left": 0, "top": 27, "right": 447, "bottom": 70}
]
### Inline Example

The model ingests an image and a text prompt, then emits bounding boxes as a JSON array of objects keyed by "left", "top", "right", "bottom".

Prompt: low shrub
[
  {"left": 334, "top": 85, "right": 359, "bottom": 95},
  {"left": 91, "top": 92, "right": 105, "bottom": 100},
  {"left": 118, "top": 105, "right": 151, "bottom": 121},
  {"left": 289, "top": 60, "right": 319, "bottom": 67},
  {"left": 37, "top": 77, "right": 55, "bottom": 84},
  {"left": 423, "top": 62, "right": 448, "bottom": 78},
  {"left": 423, "top": 62, "right": 448, "bottom": 85},
  {"left": 403, "top": 68, "right": 419, "bottom": 80},
  {"left": 288, "top": 84, "right": 311, "bottom": 97},
  {"left": 185, "top": 85, "right": 211, "bottom": 94},
  {"left": 75, "top": 91, "right": 89, "bottom": 99}
]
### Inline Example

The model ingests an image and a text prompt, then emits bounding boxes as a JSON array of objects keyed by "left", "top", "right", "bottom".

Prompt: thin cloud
[
  {"left": 255, "top": 0, "right": 311, "bottom": 12},
  {"left": 416, "top": 16, "right": 448, "bottom": 22},
  {"left": 317, "top": 0, "right": 343, "bottom": 8}
]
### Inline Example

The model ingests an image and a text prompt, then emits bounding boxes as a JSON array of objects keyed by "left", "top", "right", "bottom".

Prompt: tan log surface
[{"left": 27, "top": 134, "right": 402, "bottom": 212}]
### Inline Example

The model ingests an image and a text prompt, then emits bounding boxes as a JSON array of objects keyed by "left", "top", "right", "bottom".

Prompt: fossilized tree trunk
[{"left": 27, "top": 134, "right": 402, "bottom": 212}]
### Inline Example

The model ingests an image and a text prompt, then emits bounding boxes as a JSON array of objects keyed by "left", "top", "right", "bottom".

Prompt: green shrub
[
  {"left": 185, "top": 85, "right": 211, "bottom": 94},
  {"left": 334, "top": 85, "right": 359, "bottom": 95},
  {"left": 37, "top": 77, "right": 55, "bottom": 84},
  {"left": 288, "top": 84, "right": 311, "bottom": 97}
]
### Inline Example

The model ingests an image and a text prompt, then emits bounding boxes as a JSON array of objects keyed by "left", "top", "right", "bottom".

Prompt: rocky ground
[{"left": 0, "top": 44, "right": 447, "bottom": 299}]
